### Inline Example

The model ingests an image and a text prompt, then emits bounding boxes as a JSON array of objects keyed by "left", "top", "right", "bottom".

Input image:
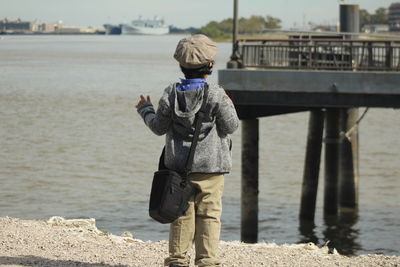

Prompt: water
[{"left": 0, "top": 35, "right": 399, "bottom": 256}]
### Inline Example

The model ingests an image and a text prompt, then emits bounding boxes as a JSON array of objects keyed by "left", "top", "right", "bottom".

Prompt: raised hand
[{"left": 136, "top": 95, "right": 151, "bottom": 109}]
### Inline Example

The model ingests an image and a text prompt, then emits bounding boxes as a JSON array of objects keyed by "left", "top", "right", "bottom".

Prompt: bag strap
[{"left": 184, "top": 84, "right": 208, "bottom": 177}]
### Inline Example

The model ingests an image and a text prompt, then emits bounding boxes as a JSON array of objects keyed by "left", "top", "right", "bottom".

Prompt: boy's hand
[{"left": 136, "top": 95, "right": 151, "bottom": 109}]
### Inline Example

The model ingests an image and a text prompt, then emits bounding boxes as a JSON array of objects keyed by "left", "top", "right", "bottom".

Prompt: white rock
[
  {"left": 304, "top": 242, "right": 319, "bottom": 250},
  {"left": 121, "top": 231, "right": 133, "bottom": 238},
  {"left": 47, "top": 216, "right": 100, "bottom": 234}
]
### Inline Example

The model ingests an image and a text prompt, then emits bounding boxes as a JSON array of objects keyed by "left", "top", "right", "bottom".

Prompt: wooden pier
[{"left": 218, "top": 4, "right": 400, "bottom": 243}]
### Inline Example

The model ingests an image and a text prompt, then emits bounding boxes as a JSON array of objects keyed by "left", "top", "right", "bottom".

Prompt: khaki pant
[{"left": 164, "top": 174, "right": 224, "bottom": 267}]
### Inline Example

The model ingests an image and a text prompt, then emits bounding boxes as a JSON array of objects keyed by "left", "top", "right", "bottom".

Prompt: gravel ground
[{"left": 0, "top": 217, "right": 399, "bottom": 267}]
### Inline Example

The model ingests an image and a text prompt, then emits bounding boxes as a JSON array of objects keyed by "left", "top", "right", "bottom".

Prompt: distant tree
[
  {"left": 265, "top": 15, "right": 282, "bottom": 29},
  {"left": 218, "top": 18, "right": 233, "bottom": 33},
  {"left": 371, "top": 7, "right": 388, "bottom": 24},
  {"left": 199, "top": 21, "right": 229, "bottom": 39},
  {"left": 360, "top": 7, "right": 388, "bottom": 29},
  {"left": 239, "top": 15, "right": 265, "bottom": 34},
  {"left": 359, "top": 9, "right": 372, "bottom": 28},
  {"left": 199, "top": 15, "right": 281, "bottom": 39}
]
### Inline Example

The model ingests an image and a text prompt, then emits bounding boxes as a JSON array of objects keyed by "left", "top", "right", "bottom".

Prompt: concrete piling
[
  {"left": 339, "top": 108, "right": 360, "bottom": 211},
  {"left": 300, "top": 109, "right": 324, "bottom": 221},
  {"left": 241, "top": 119, "right": 259, "bottom": 243},
  {"left": 324, "top": 109, "right": 341, "bottom": 216}
]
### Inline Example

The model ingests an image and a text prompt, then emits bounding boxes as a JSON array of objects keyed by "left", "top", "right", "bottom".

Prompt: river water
[{"left": 0, "top": 35, "right": 399, "bottom": 256}]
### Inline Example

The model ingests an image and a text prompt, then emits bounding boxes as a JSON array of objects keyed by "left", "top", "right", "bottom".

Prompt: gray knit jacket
[{"left": 137, "top": 83, "right": 239, "bottom": 174}]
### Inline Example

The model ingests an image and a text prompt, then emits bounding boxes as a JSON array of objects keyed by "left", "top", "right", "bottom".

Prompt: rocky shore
[{"left": 0, "top": 217, "right": 399, "bottom": 267}]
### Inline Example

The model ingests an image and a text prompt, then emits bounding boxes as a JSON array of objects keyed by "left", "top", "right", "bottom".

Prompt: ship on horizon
[
  {"left": 121, "top": 16, "right": 169, "bottom": 35},
  {"left": 103, "top": 24, "right": 122, "bottom": 35}
]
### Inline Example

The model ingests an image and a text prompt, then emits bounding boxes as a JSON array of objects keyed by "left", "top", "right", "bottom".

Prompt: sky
[{"left": 0, "top": 0, "right": 396, "bottom": 29}]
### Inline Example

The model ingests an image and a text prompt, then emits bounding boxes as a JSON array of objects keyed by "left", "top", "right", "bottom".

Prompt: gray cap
[{"left": 174, "top": 34, "right": 217, "bottom": 69}]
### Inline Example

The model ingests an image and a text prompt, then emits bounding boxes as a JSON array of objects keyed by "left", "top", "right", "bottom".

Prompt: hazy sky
[{"left": 0, "top": 0, "right": 395, "bottom": 29}]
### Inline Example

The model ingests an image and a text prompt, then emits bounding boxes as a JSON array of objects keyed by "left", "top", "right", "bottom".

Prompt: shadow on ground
[{"left": 0, "top": 256, "right": 129, "bottom": 267}]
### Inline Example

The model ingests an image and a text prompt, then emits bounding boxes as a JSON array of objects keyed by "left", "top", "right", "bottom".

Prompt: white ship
[{"left": 121, "top": 17, "right": 169, "bottom": 35}]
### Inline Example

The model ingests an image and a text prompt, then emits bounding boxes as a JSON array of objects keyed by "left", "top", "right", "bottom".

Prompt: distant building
[
  {"left": 389, "top": 2, "right": 400, "bottom": 31},
  {"left": 55, "top": 26, "right": 97, "bottom": 34},
  {"left": 0, "top": 18, "right": 31, "bottom": 33},
  {"left": 362, "top": 24, "right": 389, "bottom": 33},
  {"left": 80, "top": 27, "right": 98, "bottom": 34},
  {"left": 0, "top": 18, "right": 102, "bottom": 34},
  {"left": 0, "top": 18, "right": 50, "bottom": 33},
  {"left": 56, "top": 27, "right": 81, "bottom": 34},
  {"left": 40, "top": 22, "right": 61, "bottom": 33},
  {"left": 30, "top": 21, "right": 42, "bottom": 32}
]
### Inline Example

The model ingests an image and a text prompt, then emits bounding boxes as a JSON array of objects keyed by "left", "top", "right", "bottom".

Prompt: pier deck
[
  {"left": 219, "top": 69, "right": 400, "bottom": 118},
  {"left": 219, "top": 38, "right": 400, "bottom": 118}
]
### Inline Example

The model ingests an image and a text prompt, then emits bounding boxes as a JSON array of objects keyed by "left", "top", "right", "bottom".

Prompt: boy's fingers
[
  {"left": 136, "top": 96, "right": 144, "bottom": 109},
  {"left": 135, "top": 95, "right": 151, "bottom": 109}
]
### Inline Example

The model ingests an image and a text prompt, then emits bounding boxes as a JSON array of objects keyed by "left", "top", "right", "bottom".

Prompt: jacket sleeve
[
  {"left": 137, "top": 89, "right": 172, "bottom": 136},
  {"left": 215, "top": 88, "right": 239, "bottom": 135}
]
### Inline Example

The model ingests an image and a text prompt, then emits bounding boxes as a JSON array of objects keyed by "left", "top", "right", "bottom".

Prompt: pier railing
[{"left": 234, "top": 39, "right": 400, "bottom": 71}]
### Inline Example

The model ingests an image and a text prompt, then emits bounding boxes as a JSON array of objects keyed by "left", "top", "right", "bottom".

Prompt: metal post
[
  {"left": 300, "top": 109, "right": 324, "bottom": 221},
  {"left": 227, "top": 0, "right": 240, "bottom": 68},
  {"left": 241, "top": 119, "right": 259, "bottom": 243},
  {"left": 232, "top": 0, "right": 238, "bottom": 47},
  {"left": 324, "top": 109, "right": 340, "bottom": 216},
  {"left": 386, "top": 41, "right": 393, "bottom": 69},
  {"left": 367, "top": 42, "right": 373, "bottom": 67},
  {"left": 339, "top": 4, "right": 360, "bottom": 213}
]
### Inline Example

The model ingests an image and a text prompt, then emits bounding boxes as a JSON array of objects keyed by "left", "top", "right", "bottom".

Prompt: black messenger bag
[
  {"left": 149, "top": 86, "right": 208, "bottom": 224},
  {"left": 148, "top": 162, "right": 194, "bottom": 224}
]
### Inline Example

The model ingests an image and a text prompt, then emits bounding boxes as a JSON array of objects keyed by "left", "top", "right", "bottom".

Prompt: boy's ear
[{"left": 208, "top": 62, "right": 213, "bottom": 68}]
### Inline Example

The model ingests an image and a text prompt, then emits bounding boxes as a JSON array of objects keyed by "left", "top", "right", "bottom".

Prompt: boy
[{"left": 136, "top": 34, "right": 239, "bottom": 267}]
